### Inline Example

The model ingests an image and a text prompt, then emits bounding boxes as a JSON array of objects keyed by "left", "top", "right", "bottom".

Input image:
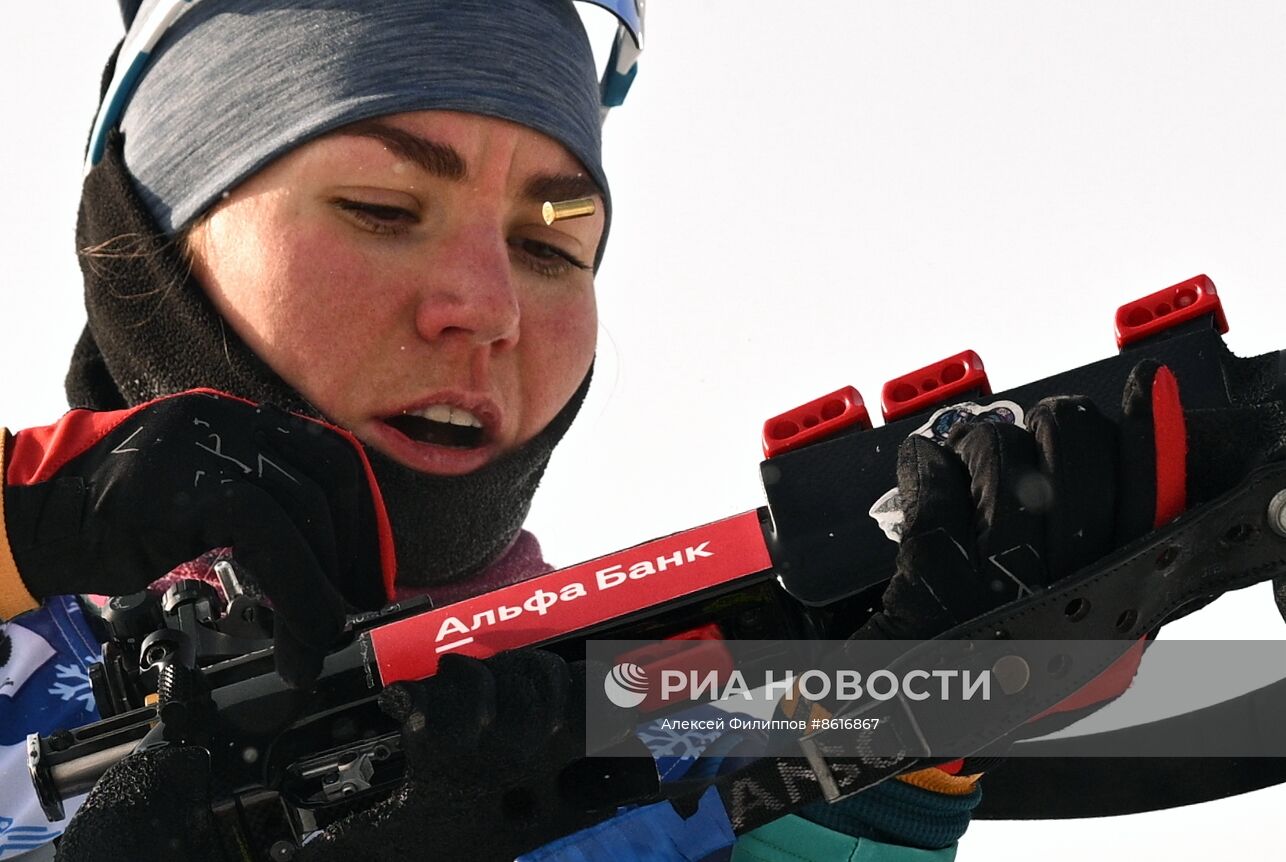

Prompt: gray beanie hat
[{"left": 117, "top": 0, "right": 607, "bottom": 241}]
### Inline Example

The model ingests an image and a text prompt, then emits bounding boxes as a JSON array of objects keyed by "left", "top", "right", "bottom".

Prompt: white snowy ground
[{"left": 3, "top": 3, "right": 1285, "bottom": 859}]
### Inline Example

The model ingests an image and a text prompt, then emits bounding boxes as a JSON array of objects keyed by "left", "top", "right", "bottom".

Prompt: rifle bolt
[{"left": 143, "top": 644, "right": 171, "bottom": 666}]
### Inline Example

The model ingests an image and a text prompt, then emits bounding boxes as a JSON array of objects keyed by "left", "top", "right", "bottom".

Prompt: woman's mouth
[
  {"left": 367, "top": 396, "right": 503, "bottom": 475},
  {"left": 383, "top": 404, "right": 488, "bottom": 449}
]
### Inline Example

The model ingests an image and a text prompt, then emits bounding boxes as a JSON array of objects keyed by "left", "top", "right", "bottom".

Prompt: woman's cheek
[
  {"left": 257, "top": 241, "right": 389, "bottom": 393},
  {"left": 524, "top": 287, "right": 597, "bottom": 424}
]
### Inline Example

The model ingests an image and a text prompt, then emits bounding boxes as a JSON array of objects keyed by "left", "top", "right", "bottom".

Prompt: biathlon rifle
[{"left": 28, "top": 274, "right": 1286, "bottom": 853}]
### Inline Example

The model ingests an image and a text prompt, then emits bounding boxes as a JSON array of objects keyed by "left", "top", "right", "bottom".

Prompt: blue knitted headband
[{"left": 111, "top": 0, "right": 613, "bottom": 243}]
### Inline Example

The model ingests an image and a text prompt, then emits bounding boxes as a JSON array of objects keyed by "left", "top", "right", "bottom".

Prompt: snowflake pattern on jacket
[{"left": 0, "top": 596, "right": 99, "bottom": 857}]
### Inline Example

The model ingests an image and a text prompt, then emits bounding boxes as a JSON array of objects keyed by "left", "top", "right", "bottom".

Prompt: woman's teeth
[
  {"left": 384, "top": 405, "right": 487, "bottom": 448},
  {"left": 416, "top": 404, "right": 483, "bottom": 428}
]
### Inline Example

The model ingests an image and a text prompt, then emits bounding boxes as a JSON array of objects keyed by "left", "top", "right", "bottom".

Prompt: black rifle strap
[
  {"left": 976, "top": 755, "right": 1286, "bottom": 819},
  {"left": 978, "top": 673, "right": 1286, "bottom": 818}
]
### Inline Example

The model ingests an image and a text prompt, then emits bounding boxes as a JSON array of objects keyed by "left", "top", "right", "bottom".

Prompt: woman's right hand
[
  {"left": 296, "top": 650, "right": 660, "bottom": 862},
  {"left": 0, "top": 389, "right": 395, "bottom": 688}
]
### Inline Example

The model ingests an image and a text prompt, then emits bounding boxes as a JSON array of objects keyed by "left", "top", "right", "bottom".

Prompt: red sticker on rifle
[{"left": 368, "top": 510, "right": 772, "bottom": 685}]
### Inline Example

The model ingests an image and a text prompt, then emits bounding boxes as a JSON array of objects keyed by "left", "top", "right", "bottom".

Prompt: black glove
[
  {"left": 860, "top": 359, "right": 1286, "bottom": 641},
  {"left": 766, "top": 359, "right": 1286, "bottom": 848},
  {"left": 2, "top": 389, "right": 394, "bottom": 687},
  {"left": 297, "top": 650, "right": 660, "bottom": 862},
  {"left": 783, "top": 361, "right": 1285, "bottom": 774},
  {"left": 55, "top": 746, "right": 232, "bottom": 862},
  {"left": 56, "top": 651, "right": 658, "bottom": 862}
]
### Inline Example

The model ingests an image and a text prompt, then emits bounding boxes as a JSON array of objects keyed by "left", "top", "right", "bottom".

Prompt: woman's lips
[
  {"left": 364, "top": 417, "right": 501, "bottom": 475},
  {"left": 362, "top": 392, "right": 504, "bottom": 475}
]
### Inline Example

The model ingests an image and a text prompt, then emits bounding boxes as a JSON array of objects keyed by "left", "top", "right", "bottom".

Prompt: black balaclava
[{"left": 68, "top": 132, "right": 591, "bottom": 587}]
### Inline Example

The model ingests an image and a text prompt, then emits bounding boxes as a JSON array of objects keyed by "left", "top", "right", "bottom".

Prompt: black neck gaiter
[{"left": 67, "top": 132, "right": 590, "bottom": 588}]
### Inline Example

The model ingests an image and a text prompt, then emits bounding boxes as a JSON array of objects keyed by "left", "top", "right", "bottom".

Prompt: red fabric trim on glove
[
  {"left": 7, "top": 389, "right": 397, "bottom": 603},
  {"left": 9, "top": 405, "right": 149, "bottom": 486}
]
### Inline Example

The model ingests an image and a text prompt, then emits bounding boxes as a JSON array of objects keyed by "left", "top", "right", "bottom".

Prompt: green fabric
[
  {"left": 732, "top": 815, "right": 958, "bottom": 862},
  {"left": 799, "top": 775, "right": 979, "bottom": 848}
]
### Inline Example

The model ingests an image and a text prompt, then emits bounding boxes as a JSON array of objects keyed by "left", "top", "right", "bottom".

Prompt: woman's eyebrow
[
  {"left": 523, "top": 173, "right": 601, "bottom": 204},
  {"left": 333, "top": 119, "right": 601, "bottom": 203},
  {"left": 336, "top": 119, "right": 468, "bottom": 180}
]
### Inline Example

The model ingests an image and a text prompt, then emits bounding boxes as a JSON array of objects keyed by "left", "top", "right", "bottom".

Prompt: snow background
[{"left": 2, "top": 2, "right": 1285, "bottom": 858}]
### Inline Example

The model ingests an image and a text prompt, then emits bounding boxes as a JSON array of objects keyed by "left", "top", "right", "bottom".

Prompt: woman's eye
[
  {"left": 333, "top": 199, "right": 418, "bottom": 235},
  {"left": 511, "top": 238, "right": 591, "bottom": 278}
]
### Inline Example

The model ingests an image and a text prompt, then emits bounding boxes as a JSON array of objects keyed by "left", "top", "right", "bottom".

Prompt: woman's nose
[{"left": 414, "top": 223, "right": 520, "bottom": 349}]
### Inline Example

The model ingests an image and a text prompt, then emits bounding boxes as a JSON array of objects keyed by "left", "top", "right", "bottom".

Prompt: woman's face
[{"left": 188, "top": 110, "right": 602, "bottom": 476}]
